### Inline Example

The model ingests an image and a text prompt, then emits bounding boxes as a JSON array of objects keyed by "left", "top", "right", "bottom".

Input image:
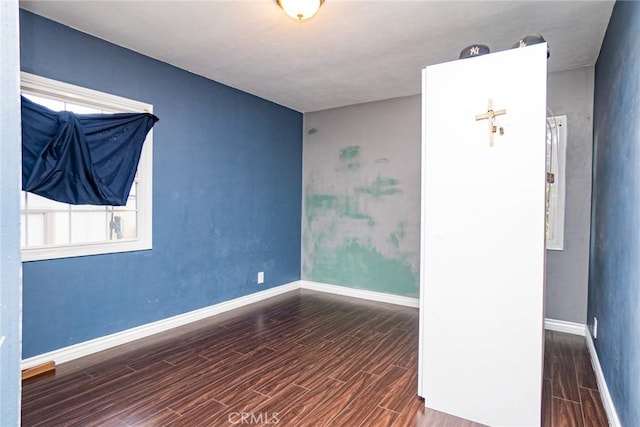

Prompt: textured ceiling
[{"left": 20, "top": 1, "right": 615, "bottom": 112}]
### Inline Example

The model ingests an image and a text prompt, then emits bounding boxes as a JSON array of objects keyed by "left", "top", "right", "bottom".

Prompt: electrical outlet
[
  {"left": 257, "top": 271, "right": 264, "bottom": 284},
  {"left": 593, "top": 317, "right": 598, "bottom": 339}
]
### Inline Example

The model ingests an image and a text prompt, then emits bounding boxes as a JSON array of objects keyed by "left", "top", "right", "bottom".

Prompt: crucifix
[{"left": 475, "top": 99, "right": 506, "bottom": 147}]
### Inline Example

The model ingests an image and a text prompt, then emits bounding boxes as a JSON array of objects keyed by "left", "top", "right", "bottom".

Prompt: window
[
  {"left": 20, "top": 72, "right": 153, "bottom": 261},
  {"left": 545, "top": 115, "right": 567, "bottom": 250}
]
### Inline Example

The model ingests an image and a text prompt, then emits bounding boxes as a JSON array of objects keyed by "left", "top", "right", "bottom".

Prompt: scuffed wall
[
  {"left": 589, "top": 1, "right": 640, "bottom": 424},
  {"left": 21, "top": 11, "right": 302, "bottom": 358},
  {"left": 302, "top": 96, "right": 420, "bottom": 297}
]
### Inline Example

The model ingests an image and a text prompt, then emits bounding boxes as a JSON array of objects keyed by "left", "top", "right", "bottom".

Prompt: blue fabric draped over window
[{"left": 21, "top": 96, "right": 158, "bottom": 206}]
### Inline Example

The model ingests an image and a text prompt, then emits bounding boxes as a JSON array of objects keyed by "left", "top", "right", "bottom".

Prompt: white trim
[
  {"left": 545, "top": 115, "right": 567, "bottom": 250},
  {"left": 21, "top": 281, "right": 299, "bottom": 370},
  {"left": 20, "top": 72, "right": 152, "bottom": 113},
  {"left": 21, "top": 238, "right": 151, "bottom": 262},
  {"left": 585, "top": 331, "right": 622, "bottom": 427},
  {"left": 21, "top": 280, "right": 419, "bottom": 369},
  {"left": 299, "top": 280, "right": 419, "bottom": 308},
  {"left": 418, "top": 67, "right": 429, "bottom": 397},
  {"left": 544, "top": 319, "right": 621, "bottom": 426},
  {"left": 544, "top": 318, "right": 587, "bottom": 336}
]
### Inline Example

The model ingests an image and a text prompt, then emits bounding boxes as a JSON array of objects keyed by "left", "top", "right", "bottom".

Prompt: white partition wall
[{"left": 418, "top": 44, "right": 547, "bottom": 426}]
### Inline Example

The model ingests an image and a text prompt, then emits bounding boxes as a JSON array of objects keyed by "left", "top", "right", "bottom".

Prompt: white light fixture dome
[{"left": 277, "top": 0, "right": 325, "bottom": 21}]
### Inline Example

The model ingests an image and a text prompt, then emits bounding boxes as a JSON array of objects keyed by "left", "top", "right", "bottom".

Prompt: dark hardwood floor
[
  {"left": 22, "top": 290, "right": 607, "bottom": 426},
  {"left": 543, "top": 330, "right": 608, "bottom": 427}
]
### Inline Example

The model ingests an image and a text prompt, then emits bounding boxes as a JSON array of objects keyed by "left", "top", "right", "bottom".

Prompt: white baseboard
[
  {"left": 544, "top": 318, "right": 587, "bottom": 336},
  {"left": 299, "top": 280, "right": 419, "bottom": 308},
  {"left": 544, "top": 319, "right": 621, "bottom": 426},
  {"left": 21, "top": 281, "right": 300, "bottom": 370},
  {"left": 585, "top": 331, "right": 621, "bottom": 427},
  {"left": 22, "top": 279, "right": 419, "bottom": 369}
]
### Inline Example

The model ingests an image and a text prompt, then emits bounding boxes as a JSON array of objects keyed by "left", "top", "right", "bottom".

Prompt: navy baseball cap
[
  {"left": 459, "top": 44, "right": 490, "bottom": 59},
  {"left": 512, "top": 34, "right": 550, "bottom": 58}
]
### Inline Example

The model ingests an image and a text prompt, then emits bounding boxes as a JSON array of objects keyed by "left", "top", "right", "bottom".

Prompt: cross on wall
[{"left": 475, "top": 99, "right": 506, "bottom": 147}]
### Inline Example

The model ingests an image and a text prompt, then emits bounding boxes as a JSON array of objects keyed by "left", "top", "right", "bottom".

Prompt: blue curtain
[{"left": 21, "top": 96, "right": 158, "bottom": 206}]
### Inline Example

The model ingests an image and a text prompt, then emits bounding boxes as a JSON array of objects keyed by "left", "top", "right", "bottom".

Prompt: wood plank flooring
[
  {"left": 543, "top": 330, "right": 608, "bottom": 427},
  {"left": 22, "top": 290, "right": 607, "bottom": 426}
]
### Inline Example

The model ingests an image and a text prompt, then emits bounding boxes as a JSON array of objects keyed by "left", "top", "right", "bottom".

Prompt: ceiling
[{"left": 20, "top": 1, "right": 615, "bottom": 113}]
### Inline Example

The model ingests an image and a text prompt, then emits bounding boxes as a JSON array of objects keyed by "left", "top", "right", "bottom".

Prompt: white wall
[{"left": 545, "top": 66, "right": 595, "bottom": 324}]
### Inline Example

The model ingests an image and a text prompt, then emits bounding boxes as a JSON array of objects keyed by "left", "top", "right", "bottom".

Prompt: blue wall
[
  {"left": 589, "top": 1, "right": 640, "bottom": 425},
  {"left": 20, "top": 11, "right": 303, "bottom": 358}
]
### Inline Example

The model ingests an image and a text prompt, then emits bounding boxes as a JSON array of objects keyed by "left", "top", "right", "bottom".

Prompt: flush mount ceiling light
[{"left": 277, "top": 0, "right": 325, "bottom": 21}]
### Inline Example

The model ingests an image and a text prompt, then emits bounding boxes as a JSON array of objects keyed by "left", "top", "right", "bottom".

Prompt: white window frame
[
  {"left": 545, "top": 115, "right": 567, "bottom": 250},
  {"left": 20, "top": 72, "right": 153, "bottom": 261}
]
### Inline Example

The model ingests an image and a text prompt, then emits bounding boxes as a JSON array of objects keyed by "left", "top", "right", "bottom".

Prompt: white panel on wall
[{"left": 418, "top": 44, "right": 547, "bottom": 426}]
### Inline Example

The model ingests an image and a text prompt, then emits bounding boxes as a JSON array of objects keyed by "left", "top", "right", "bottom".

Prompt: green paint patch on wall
[
  {"left": 339, "top": 145, "right": 360, "bottom": 161},
  {"left": 387, "top": 220, "right": 408, "bottom": 248},
  {"left": 308, "top": 239, "right": 418, "bottom": 296},
  {"left": 306, "top": 194, "right": 338, "bottom": 211},
  {"left": 340, "top": 195, "right": 373, "bottom": 222},
  {"left": 355, "top": 176, "right": 402, "bottom": 198},
  {"left": 347, "top": 162, "right": 360, "bottom": 170},
  {"left": 304, "top": 146, "right": 417, "bottom": 297},
  {"left": 338, "top": 146, "right": 361, "bottom": 170},
  {"left": 306, "top": 191, "right": 374, "bottom": 224}
]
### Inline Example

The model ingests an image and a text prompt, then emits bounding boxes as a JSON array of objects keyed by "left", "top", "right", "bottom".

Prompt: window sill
[{"left": 22, "top": 239, "right": 151, "bottom": 262}]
